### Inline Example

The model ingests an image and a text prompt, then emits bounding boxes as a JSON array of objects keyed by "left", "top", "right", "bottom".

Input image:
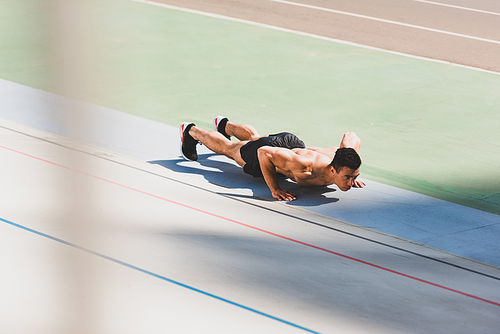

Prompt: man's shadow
[{"left": 150, "top": 153, "right": 339, "bottom": 205}]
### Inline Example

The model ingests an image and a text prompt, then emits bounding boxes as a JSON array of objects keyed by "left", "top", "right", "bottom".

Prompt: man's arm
[{"left": 257, "top": 147, "right": 312, "bottom": 201}]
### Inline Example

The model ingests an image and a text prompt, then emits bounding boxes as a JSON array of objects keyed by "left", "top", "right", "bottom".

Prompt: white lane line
[
  {"left": 269, "top": 0, "right": 500, "bottom": 45},
  {"left": 411, "top": 0, "right": 500, "bottom": 16},
  {"left": 130, "top": 0, "right": 500, "bottom": 75}
]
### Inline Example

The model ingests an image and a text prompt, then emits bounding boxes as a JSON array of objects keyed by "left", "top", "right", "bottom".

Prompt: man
[{"left": 180, "top": 116, "right": 365, "bottom": 201}]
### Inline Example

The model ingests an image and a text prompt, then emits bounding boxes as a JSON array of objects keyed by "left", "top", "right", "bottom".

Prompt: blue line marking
[{"left": 1, "top": 216, "right": 320, "bottom": 333}]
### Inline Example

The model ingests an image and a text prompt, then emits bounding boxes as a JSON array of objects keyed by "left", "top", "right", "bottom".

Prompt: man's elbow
[{"left": 342, "top": 132, "right": 361, "bottom": 151}]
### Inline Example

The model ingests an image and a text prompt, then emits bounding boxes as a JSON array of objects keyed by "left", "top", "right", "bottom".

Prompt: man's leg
[
  {"left": 189, "top": 126, "right": 247, "bottom": 166},
  {"left": 224, "top": 121, "right": 261, "bottom": 141}
]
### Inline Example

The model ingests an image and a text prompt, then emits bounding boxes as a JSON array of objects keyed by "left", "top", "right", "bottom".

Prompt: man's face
[{"left": 332, "top": 166, "right": 360, "bottom": 191}]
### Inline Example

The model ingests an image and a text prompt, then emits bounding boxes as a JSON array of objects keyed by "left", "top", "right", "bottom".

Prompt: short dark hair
[{"left": 330, "top": 147, "right": 361, "bottom": 172}]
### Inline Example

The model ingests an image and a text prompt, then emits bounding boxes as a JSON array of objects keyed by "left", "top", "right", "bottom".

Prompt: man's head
[{"left": 330, "top": 148, "right": 362, "bottom": 191}]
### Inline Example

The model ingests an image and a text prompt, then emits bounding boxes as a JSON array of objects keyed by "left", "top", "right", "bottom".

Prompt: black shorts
[{"left": 240, "top": 132, "right": 306, "bottom": 177}]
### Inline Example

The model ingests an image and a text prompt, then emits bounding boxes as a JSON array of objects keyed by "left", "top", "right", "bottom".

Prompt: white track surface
[
  {"left": 1, "top": 101, "right": 500, "bottom": 333},
  {"left": 1, "top": 78, "right": 499, "bottom": 267}
]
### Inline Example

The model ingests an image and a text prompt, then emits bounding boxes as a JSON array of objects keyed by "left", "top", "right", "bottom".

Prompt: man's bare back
[{"left": 260, "top": 147, "right": 333, "bottom": 186}]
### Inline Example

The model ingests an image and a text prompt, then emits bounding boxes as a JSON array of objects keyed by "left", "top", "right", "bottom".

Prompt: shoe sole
[
  {"left": 213, "top": 116, "right": 222, "bottom": 132},
  {"left": 179, "top": 122, "right": 195, "bottom": 161}
]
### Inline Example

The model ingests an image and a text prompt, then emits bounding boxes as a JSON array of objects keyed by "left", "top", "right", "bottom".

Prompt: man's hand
[
  {"left": 353, "top": 180, "right": 366, "bottom": 188},
  {"left": 272, "top": 189, "right": 297, "bottom": 201}
]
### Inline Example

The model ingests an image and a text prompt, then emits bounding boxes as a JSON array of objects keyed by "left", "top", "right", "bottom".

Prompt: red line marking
[{"left": 2, "top": 144, "right": 500, "bottom": 307}]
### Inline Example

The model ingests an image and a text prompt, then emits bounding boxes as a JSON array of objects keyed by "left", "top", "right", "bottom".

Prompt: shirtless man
[{"left": 180, "top": 117, "right": 365, "bottom": 201}]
